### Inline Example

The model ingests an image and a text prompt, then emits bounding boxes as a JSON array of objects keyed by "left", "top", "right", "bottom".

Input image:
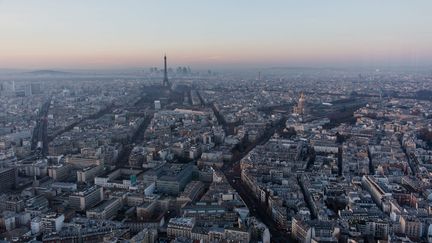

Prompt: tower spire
[{"left": 163, "top": 54, "right": 169, "bottom": 87}]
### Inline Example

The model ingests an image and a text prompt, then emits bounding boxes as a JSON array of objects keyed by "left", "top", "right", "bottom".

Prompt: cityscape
[{"left": 1, "top": 1, "right": 432, "bottom": 243}]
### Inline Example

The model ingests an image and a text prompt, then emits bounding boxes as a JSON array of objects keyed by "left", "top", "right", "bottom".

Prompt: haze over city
[
  {"left": 1, "top": 1, "right": 432, "bottom": 243},
  {"left": 1, "top": 1, "right": 432, "bottom": 69}
]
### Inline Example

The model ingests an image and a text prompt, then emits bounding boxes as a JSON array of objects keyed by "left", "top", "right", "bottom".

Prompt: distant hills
[{"left": 26, "top": 70, "right": 71, "bottom": 75}]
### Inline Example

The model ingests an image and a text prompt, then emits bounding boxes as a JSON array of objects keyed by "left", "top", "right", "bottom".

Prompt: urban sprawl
[{"left": 1, "top": 62, "right": 432, "bottom": 243}]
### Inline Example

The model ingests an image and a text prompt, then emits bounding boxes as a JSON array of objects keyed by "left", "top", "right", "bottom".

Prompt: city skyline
[
  {"left": 1, "top": 2, "right": 432, "bottom": 241},
  {"left": 1, "top": 1, "right": 432, "bottom": 69}
]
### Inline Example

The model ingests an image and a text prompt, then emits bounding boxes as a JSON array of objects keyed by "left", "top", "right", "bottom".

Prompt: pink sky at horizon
[{"left": 1, "top": 1, "right": 431, "bottom": 69}]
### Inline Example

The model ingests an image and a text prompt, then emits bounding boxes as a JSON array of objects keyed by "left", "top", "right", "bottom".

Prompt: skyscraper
[
  {"left": 163, "top": 55, "right": 169, "bottom": 87},
  {"left": 0, "top": 167, "right": 17, "bottom": 192}
]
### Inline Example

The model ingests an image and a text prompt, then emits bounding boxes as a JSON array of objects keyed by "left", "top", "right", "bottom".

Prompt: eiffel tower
[{"left": 163, "top": 54, "right": 170, "bottom": 87}]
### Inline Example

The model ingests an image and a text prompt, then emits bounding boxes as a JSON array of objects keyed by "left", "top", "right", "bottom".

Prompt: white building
[{"left": 154, "top": 100, "right": 161, "bottom": 110}]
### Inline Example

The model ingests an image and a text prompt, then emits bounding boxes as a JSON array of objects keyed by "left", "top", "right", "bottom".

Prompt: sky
[{"left": 1, "top": 1, "right": 432, "bottom": 69}]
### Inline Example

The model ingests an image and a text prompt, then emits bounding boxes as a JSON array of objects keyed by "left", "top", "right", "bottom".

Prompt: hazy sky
[{"left": 1, "top": 1, "right": 432, "bottom": 69}]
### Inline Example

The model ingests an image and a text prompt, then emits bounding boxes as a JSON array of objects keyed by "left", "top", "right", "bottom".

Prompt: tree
[
  {"left": 418, "top": 128, "right": 432, "bottom": 147},
  {"left": 336, "top": 132, "right": 348, "bottom": 144}
]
